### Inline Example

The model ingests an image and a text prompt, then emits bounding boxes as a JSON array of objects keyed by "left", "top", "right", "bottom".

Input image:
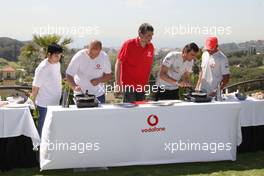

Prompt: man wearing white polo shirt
[
  {"left": 196, "top": 36, "right": 230, "bottom": 96},
  {"left": 155, "top": 42, "right": 199, "bottom": 100},
  {"left": 66, "top": 40, "right": 112, "bottom": 103},
  {"left": 32, "top": 43, "right": 63, "bottom": 137}
]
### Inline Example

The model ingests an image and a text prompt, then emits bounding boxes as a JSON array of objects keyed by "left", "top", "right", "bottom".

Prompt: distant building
[{"left": 0, "top": 65, "right": 16, "bottom": 86}]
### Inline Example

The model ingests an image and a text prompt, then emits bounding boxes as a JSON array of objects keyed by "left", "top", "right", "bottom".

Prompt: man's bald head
[
  {"left": 87, "top": 40, "right": 102, "bottom": 59},
  {"left": 89, "top": 40, "right": 102, "bottom": 50}
]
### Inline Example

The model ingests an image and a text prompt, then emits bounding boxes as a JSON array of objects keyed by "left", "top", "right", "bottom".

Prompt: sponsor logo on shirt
[
  {"left": 95, "top": 64, "right": 102, "bottom": 70},
  {"left": 141, "top": 114, "right": 166, "bottom": 133},
  {"left": 147, "top": 51, "right": 153, "bottom": 58},
  {"left": 210, "top": 63, "right": 216, "bottom": 69}
]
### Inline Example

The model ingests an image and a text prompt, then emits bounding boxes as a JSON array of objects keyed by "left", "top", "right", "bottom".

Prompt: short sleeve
[
  {"left": 221, "top": 56, "right": 230, "bottom": 75},
  {"left": 186, "top": 60, "right": 194, "bottom": 73},
  {"left": 32, "top": 67, "right": 45, "bottom": 88},
  {"left": 66, "top": 52, "right": 80, "bottom": 76},
  {"left": 118, "top": 41, "right": 129, "bottom": 62},
  {"left": 103, "top": 54, "right": 112, "bottom": 74},
  {"left": 201, "top": 52, "right": 208, "bottom": 68},
  {"left": 162, "top": 52, "right": 174, "bottom": 68}
]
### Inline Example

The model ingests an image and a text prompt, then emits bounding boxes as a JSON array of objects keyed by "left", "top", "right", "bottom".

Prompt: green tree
[{"left": 18, "top": 34, "right": 72, "bottom": 76}]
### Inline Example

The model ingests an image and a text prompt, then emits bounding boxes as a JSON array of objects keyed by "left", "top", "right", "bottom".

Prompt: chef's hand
[
  {"left": 74, "top": 85, "right": 82, "bottom": 92},
  {"left": 177, "top": 81, "right": 192, "bottom": 88},
  {"left": 113, "top": 81, "right": 123, "bottom": 97},
  {"left": 90, "top": 78, "right": 101, "bottom": 86},
  {"left": 209, "top": 91, "right": 216, "bottom": 97}
]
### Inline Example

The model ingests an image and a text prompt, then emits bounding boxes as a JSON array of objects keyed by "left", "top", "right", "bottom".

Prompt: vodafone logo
[
  {"left": 210, "top": 63, "right": 216, "bottom": 69},
  {"left": 95, "top": 64, "right": 101, "bottom": 69},
  {"left": 147, "top": 51, "right": 152, "bottom": 58},
  {"left": 147, "top": 114, "right": 159, "bottom": 126},
  {"left": 141, "top": 114, "right": 166, "bottom": 133}
]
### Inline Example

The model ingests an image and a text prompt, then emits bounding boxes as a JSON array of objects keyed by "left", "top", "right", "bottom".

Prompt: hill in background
[
  {"left": 0, "top": 37, "right": 264, "bottom": 62},
  {"left": 0, "top": 37, "right": 26, "bottom": 61}
]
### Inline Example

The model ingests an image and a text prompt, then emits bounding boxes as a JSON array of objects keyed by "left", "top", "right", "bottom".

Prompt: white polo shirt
[
  {"left": 156, "top": 51, "right": 193, "bottom": 90},
  {"left": 66, "top": 49, "right": 112, "bottom": 97},
  {"left": 32, "top": 58, "right": 62, "bottom": 107},
  {"left": 199, "top": 50, "right": 230, "bottom": 93}
]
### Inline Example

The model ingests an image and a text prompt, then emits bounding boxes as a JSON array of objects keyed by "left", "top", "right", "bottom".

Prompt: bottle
[
  {"left": 62, "top": 88, "right": 69, "bottom": 108},
  {"left": 216, "top": 84, "right": 222, "bottom": 101}
]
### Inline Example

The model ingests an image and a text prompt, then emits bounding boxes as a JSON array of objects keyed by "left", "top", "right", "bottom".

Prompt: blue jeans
[
  {"left": 37, "top": 105, "right": 47, "bottom": 137},
  {"left": 97, "top": 94, "right": 105, "bottom": 104}
]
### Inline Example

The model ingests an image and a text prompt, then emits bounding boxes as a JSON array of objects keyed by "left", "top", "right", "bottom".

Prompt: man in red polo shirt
[{"left": 115, "top": 23, "right": 154, "bottom": 102}]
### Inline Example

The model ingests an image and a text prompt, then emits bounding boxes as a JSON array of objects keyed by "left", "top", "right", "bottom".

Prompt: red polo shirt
[{"left": 118, "top": 37, "right": 154, "bottom": 89}]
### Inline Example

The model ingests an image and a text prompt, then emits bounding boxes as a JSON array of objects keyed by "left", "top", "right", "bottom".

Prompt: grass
[
  {"left": 258, "top": 65, "right": 264, "bottom": 70},
  {"left": 1, "top": 151, "right": 264, "bottom": 176}
]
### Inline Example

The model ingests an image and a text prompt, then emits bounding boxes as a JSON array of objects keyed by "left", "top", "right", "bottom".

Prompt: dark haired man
[
  {"left": 115, "top": 23, "right": 154, "bottom": 102},
  {"left": 155, "top": 43, "right": 199, "bottom": 100},
  {"left": 31, "top": 43, "right": 63, "bottom": 136}
]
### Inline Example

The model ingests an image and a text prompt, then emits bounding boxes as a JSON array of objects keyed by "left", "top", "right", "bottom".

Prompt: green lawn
[
  {"left": 1, "top": 151, "right": 264, "bottom": 176},
  {"left": 258, "top": 65, "right": 264, "bottom": 70}
]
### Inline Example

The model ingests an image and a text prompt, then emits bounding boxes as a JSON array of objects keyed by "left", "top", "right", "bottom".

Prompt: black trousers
[
  {"left": 123, "top": 87, "right": 145, "bottom": 103},
  {"left": 155, "top": 88, "right": 179, "bottom": 101}
]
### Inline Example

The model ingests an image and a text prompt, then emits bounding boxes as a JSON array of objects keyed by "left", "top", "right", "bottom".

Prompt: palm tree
[
  {"left": 19, "top": 34, "right": 73, "bottom": 76},
  {"left": 32, "top": 34, "right": 72, "bottom": 57}
]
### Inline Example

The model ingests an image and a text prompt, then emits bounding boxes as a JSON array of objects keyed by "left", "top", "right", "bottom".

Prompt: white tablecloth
[
  {"left": 40, "top": 102, "right": 241, "bottom": 170},
  {"left": 238, "top": 98, "right": 264, "bottom": 127},
  {"left": 0, "top": 107, "right": 40, "bottom": 149}
]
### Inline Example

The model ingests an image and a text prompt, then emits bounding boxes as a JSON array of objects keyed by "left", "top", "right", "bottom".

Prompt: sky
[{"left": 0, "top": 0, "right": 263, "bottom": 48}]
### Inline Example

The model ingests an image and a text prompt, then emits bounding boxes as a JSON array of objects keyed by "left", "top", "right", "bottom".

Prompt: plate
[
  {"left": 114, "top": 103, "right": 138, "bottom": 108},
  {"left": 156, "top": 102, "right": 175, "bottom": 106},
  {"left": 147, "top": 101, "right": 175, "bottom": 106},
  {"left": 191, "top": 92, "right": 207, "bottom": 96},
  {"left": 158, "top": 100, "right": 182, "bottom": 104},
  {"left": 4, "top": 104, "right": 30, "bottom": 108}
]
